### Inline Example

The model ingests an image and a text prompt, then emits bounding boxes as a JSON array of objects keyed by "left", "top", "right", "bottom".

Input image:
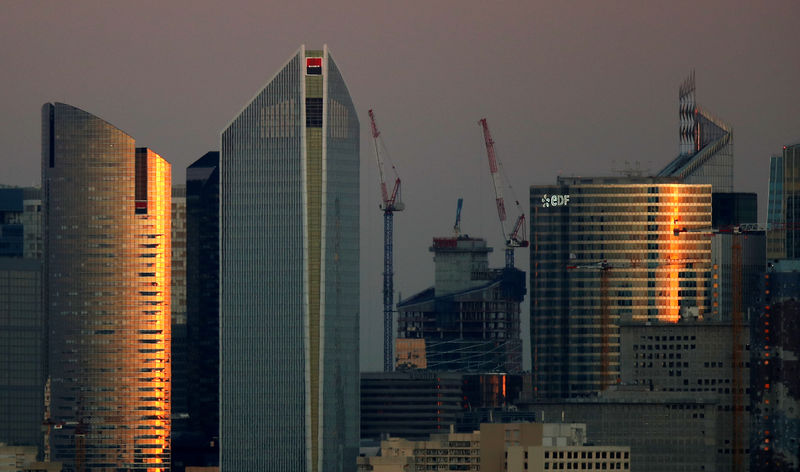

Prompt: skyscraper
[
  {"left": 172, "top": 152, "right": 220, "bottom": 470},
  {"left": 396, "top": 236, "right": 525, "bottom": 372},
  {"left": 658, "top": 71, "right": 734, "bottom": 191},
  {"left": 0, "top": 257, "right": 43, "bottom": 449},
  {"left": 43, "top": 103, "right": 171, "bottom": 470},
  {"left": 530, "top": 176, "right": 712, "bottom": 398},
  {"left": 220, "top": 46, "right": 359, "bottom": 471},
  {"left": 0, "top": 187, "right": 44, "bottom": 453},
  {"left": 767, "top": 143, "right": 800, "bottom": 260}
]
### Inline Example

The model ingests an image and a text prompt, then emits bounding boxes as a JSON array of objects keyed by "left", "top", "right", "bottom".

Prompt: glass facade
[
  {"left": 43, "top": 103, "right": 171, "bottom": 471},
  {"left": 173, "top": 151, "right": 220, "bottom": 470},
  {"left": 530, "top": 177, "right": 712, "bottom": 398},
  {"left": 0, "top": 258, "right": 44, "bottom": 449},
  {"left": 220, "top": 46, "right": 359, "bottom": 471},
  {"left": 767, "top": 144, "right": 800, "bottom": 260},
  {"left": 659, "top": 72, "right": 733, "bottom": 192}
]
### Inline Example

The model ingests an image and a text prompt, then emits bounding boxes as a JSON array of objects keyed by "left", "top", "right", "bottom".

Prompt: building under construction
[{"left": 396, "top": 236, "right": 525, "bottom": 373}]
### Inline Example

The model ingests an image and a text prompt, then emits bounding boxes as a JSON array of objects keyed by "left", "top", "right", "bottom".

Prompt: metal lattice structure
[{"left": 369, "top": 110, "right": 404, "bottom": 372}]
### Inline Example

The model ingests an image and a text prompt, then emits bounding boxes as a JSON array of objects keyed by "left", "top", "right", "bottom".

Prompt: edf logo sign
[{"left": 541, "top": 194, "right": 570, "bottom": 208}]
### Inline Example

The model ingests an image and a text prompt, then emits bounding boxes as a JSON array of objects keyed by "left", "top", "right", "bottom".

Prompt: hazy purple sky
[{"left": 2, "top": 1, "right": 798, "bottom": 371}]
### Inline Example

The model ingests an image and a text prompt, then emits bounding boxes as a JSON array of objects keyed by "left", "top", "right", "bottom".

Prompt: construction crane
[
  {"left": 453, "top": 198, "right": 463, "bottom": 237},
  {"left": 673, "top": 222, "right": 748, "bottom": 472},
  {"left": 478, "top": 118, "right": 528, "bottom": 268},
  {"left": 568, "top": 257, "right": 708, "bottom": 390},
  {"left": 369, "top": 109, "right": 405, "bottom": 372}
]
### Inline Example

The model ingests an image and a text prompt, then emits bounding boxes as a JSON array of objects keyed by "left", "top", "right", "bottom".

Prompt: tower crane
[
  {"left": 568, "top": 257, "right": 708, "bottom": 390},
  {"left": 369, "top": 109, "right": 405, "bottom": 372},
  {"left": 673, "top": 221, "right": 748, "bottom": 472},
  {"left": 478, "top": 118, "right": 528, "bottom": 268}
]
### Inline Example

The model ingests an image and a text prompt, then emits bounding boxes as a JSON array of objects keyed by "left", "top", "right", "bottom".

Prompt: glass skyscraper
[
  {"left": 658, "top": 71, "right": 734, "bottom": 192},
  {"left": 767, "top": 144, "right": 800, "bottom": 260},
  {"left": 172, "top": 152, "right": 220, "bottom": 470},
  {"left": 530, "top": 177, "right": 712, "bottom": 398},
  {"left": 220, "top": 46, "right": 359, "bottom": 471},
  {"left": 43, "top": 103, "right": 171, "bottom": 470}
]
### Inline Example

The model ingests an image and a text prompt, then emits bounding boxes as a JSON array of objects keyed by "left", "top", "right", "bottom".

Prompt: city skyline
[{"left": 0, "top": 1, "right": 798, "bottom": 371}]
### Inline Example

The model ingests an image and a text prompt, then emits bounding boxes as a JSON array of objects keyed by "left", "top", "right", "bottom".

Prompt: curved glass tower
[
  {"left": 43, "top": 103, "right": 171, "bottom": 471},
  {"left": 220, "top": 45, "right": 359, "bottom": 471}
]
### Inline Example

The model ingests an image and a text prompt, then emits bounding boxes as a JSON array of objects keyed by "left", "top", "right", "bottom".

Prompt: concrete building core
[{"left": 397, "top": 236, "right": 525, "bottom": 373}]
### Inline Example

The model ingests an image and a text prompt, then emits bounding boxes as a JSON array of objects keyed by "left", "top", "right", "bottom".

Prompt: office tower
[
  {"left": 767, "top": 155, "right": 784, "bottom": 228},
  {"left": 360, "top": 372, "right": 463, "bottom": 440},
  {"left": 0, "top": 187, "right": 44, "bottom": 454},
  {"left": 619, "top": 321, "right": 750, "bottom": 471},
  {"left": 710, "top": 231, "right": 765, "bottom": 320},
  {"left": 712, "top": 192, "right": 757, "bottom": 229},
  {"left": 0, "top": 187, "right": 40, "bottom": 258},
  {"left": 173, "top": 152, "right": 220, "bottom": 470},
  {"left": 43, "top": 103, "right": 171, "bottom": 470},
  {"left": 396, "top": 236, "right": 525, "bottom": 372},
  {"left": 525, "top": 391, "right": 720, "bottom": 472},
  {"left": 767, "top": 143, "right": 800, "bottom": 259},
  {"left": 530, "top": 176, "right": 712, "bottom": 398},
  {"left": 658, "top": 71, "right": 734, "bottom": 191},
  {"left": 0, "top": 258, "right": 44, "bottom": 449},
  {"left": 751, "top": 260, "right": 800, "bottom": 471},
  {"left": 171, "top": 185, "right": 187, "bottom": 421},
  {"left": 220, "top": 46, "right": 359, "bottom": 471}
]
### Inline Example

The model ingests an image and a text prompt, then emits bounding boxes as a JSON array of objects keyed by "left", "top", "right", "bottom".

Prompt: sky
[{"left": 1, "top": 0, "right": 798, "bottom": 371}]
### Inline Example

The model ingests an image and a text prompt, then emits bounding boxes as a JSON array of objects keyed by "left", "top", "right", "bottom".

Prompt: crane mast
[
  {"left": 478, "top": 118, "right": 528, "bottom": 268},
  {"left": 369, "top": 109, "right": 404, "bottom": 372}
]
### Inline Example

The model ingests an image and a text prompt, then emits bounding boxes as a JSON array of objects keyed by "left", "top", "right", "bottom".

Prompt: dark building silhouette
[
  {"left": 0, "top": 187, "right": 40, "bottom": 258},
  {"left": 751, "top": 260, "right": 800, "bottom": 471},
  {"left": 172, "top": 152, "right": 219, "bottom": 470},
  {"left": 0, "top": 258, "right": 44, "bottom": 450},
  {"left": 396, "top": 236, "right": 525, "bottom": 373},
  {"left": 767, "top": 143, "right": 800, "bottom": 260},
  {"left": 712, "top": 192, "right": 757, "bottom": 229}
]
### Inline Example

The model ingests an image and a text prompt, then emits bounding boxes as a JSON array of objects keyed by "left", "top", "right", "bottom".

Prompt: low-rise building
[{"left": 358, "top": 423, "right": 629, "bottom": 472}]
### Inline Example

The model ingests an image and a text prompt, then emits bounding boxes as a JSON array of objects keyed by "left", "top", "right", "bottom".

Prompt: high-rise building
[
  {"left": 43, "top": 103, "right": 171, "bottom": 470},
  {"left": 711, "top": 192, "right": 757, "bottom": 229},
  {"left": 0, "top": 187, "right": 44, "bottom": 455},
  {"left": 619, "top": 321, "right": 750, "bottom": 471},
  {"left": 396, "top": 236, "right": 525, "bottom": 373},
  {"left": 658, "top": 71, "right": 734, "bottom": 191},
  {"left": 220, "top": 46, "right": 359, "bottom": 471},
  {"left": 767, "top": 155, "right": 784, "bottom": 228},
  {"left": 751, "top": 259, "right": 800, "bottom": 472},
  {"left": 172, "top": 152, "right": 220, "bottom": 470},
  {"left": 0, "top": 258, "right": 44, "bottom": 449},
  {"left": 767, "top": 143, "right": 800, "bottom": 260},
  {"left": 0, "top": 187, "right": 40, "bottom": 258},
  {"left": 360, "top": 372, "right": 463, "bottom": 441},
  {"left": 170, "top": 185, "right": 188, "bottom": 424},
  {"left": 530, "top": 176, "right": 712, "bottom": 398},
  {"left": 521, "top": 390, "right": 720, "bottom": 472}
]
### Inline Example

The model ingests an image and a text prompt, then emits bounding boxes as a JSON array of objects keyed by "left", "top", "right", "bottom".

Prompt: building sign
[
  {"left": 541, "top": 194, "right": 570, "bottom": 208},
  {"left": 306, "top": 57, "right": 322, "bottom": 75}
]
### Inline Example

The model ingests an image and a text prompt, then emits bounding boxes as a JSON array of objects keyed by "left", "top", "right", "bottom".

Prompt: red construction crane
[
  {"left": 369, "top": 109, "right": 405, "bottom": 372},
  {"left": 478, "top": 118, "right": 528, "bottom": 268}
]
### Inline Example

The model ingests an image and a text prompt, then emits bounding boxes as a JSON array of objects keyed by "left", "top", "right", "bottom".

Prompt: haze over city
[{"left": 1, "top": 0, "right": 798, "bottom": 373}]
